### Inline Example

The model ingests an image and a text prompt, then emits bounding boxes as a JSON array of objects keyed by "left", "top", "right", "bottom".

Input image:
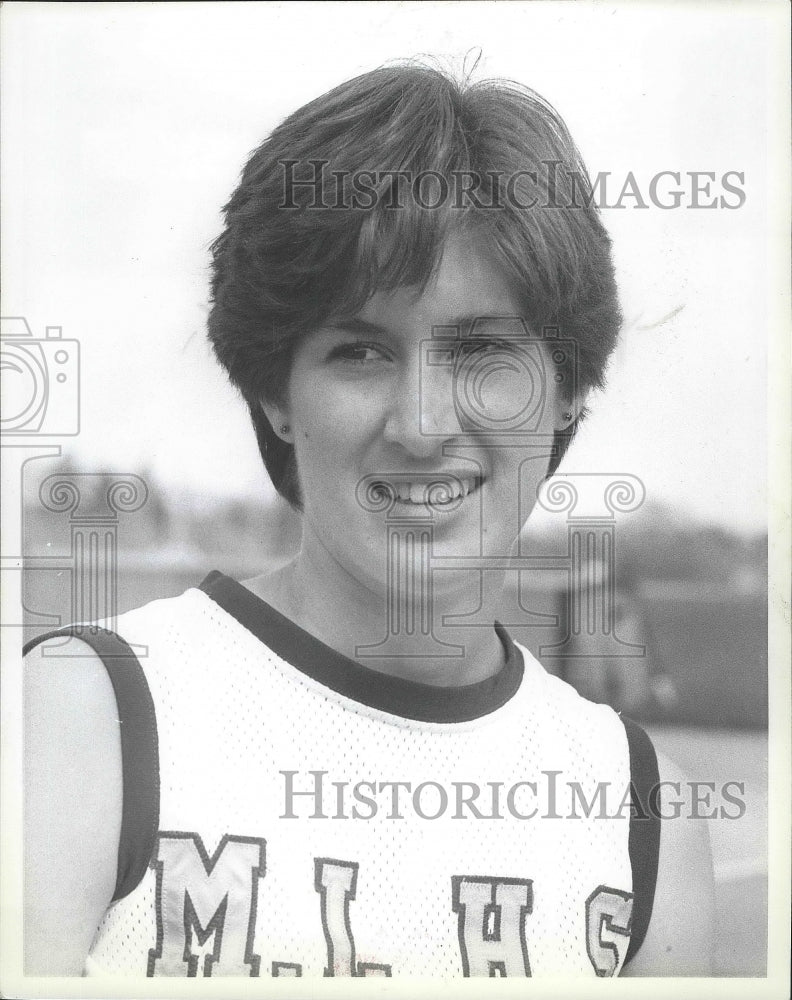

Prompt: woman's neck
[{"left": 242, "top": 541, "right": 507, "bottom": 687}]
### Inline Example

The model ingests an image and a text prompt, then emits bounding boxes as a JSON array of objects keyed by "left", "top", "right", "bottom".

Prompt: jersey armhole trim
[
  {"left": 23, "top": 627, "right": 160, "bottom": 902},
  {"left": 622, "top": 717, "right": 661, "bottom": 967}
]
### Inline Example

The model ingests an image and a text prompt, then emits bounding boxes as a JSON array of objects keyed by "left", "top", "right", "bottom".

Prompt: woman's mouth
[{"left": 371, "top": 475, "right": 484, "bottom": 508}]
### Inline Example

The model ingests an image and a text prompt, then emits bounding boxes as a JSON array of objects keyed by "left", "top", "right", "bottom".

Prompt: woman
[{"left": 24, "top": 63, "right": 714, "bottom": 978}]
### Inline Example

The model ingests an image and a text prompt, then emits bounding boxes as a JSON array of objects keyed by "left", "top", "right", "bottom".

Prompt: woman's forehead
[{"left": 349, "top": 233, "right": 525, "bottom": 327}]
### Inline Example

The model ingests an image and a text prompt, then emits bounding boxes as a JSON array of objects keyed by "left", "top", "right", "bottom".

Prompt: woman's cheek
[{"left": 325, "top": 388, "right": 381, "bottom": 436}]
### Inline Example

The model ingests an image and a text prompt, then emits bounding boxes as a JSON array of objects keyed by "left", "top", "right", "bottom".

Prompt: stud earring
[
  {"left": 280, "top": 423, "right": 290, "bottom": 435},
  {"left": 562, "top": 411, "right": 573, "bottom": 422}
]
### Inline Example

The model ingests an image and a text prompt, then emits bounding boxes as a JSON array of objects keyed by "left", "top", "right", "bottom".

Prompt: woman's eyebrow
[
  {"left": 324, "top": 317, "right": 388, "bottom": 336},
  {"left": 324, "top": 312, "right": 526, "bottom": 336},
  {"left": 444, "top": 313, "right": 527, "bottom": 332}
]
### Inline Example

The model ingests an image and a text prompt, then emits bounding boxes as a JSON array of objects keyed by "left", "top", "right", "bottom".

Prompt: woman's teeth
[{"left": 391, "top": 477, "right": 481, "bottom": 505}]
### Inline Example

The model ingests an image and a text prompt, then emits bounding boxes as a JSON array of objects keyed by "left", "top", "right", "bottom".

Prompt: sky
[{"left": 2, "top": 1, "right": 786, "bottom": 533}]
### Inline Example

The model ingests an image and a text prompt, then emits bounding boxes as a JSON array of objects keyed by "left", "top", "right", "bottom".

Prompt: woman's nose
[{"left": 382, "top": 354, "right": 459, "bottom": 457}]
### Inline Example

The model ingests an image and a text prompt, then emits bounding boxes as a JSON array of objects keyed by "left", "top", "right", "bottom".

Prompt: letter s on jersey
[{"left": 585, "top": 886, "right": 633, "bottom": 976}]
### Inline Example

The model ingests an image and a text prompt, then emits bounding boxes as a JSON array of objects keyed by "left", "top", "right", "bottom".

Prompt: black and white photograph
[{"left": 1, "top": 2, "right": 789, "bottom": 994}]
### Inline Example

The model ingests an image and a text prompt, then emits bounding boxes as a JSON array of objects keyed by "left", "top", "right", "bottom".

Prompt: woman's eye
[{"left": 329, "top": 341, "right": 386, "bottom": 365}]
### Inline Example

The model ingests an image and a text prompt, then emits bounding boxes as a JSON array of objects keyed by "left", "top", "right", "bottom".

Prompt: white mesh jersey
[{"left": 27, "top": 571, "right": 659, "bottom": 979}]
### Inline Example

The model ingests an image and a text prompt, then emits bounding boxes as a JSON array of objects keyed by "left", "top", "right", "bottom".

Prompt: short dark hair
[{"left": 208, "top": 63, "right": 621, "bottom": 509}]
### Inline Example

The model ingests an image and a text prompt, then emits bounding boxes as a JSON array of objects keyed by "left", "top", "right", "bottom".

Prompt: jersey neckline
[{"left": 198, "top": 570, "right": 525, "bottom": 724}]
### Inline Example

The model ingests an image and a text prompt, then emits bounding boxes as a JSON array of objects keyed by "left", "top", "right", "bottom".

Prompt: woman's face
[{"left": 266, "top": 231, "right": 574, "bottom": 597}]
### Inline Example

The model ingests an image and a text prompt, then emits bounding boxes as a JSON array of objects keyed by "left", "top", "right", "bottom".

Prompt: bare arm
[
  {"left": 622, "top": 751, "right": 715, "bottom": 976},
  {"left": 24, "top": 637, "right": 122, "bottom": 975}
]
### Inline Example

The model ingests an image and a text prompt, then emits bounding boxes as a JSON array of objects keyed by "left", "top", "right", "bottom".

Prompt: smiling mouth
[{"left": 371, "top": 476, "right": 484, "bottom": 507}]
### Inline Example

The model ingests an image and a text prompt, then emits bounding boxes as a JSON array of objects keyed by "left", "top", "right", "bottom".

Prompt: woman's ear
[
  {"left": 555, "top": 389, "right": 590, "bottom": 431},
  {"left": 260, "top": 398, "right": 293, "bottom": 443}
]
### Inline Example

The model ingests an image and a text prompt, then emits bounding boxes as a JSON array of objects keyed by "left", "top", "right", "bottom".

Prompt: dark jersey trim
[
  {"left": 23, "top": 626, "right": 160, "bottom": 902},
  {"left": 621, "top": 718, "right": 661, "bottom": 966},
  {"left": 198, "top": 571, "right": 524, "bottom": 724}
]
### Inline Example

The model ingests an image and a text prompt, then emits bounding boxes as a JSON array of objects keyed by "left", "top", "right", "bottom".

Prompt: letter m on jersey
[{"left": 147, "top": 832, "right": 266, "bottom": 976}]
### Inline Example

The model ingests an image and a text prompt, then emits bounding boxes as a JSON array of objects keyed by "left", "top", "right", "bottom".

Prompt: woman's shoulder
[
  {"left": 24, "top": 635, "right": 123, "bottom": 973},
  {"left": 513, "top": 639, "right": 630, "bottom": 730},
  {"left": 622, "top": 748, "right": 715, "bottom": 975}
]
